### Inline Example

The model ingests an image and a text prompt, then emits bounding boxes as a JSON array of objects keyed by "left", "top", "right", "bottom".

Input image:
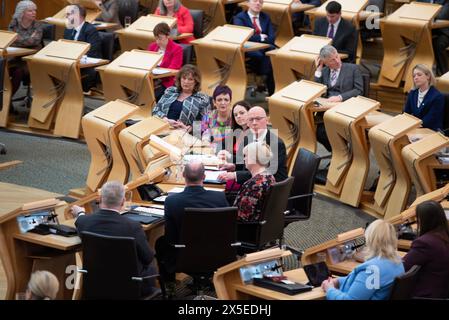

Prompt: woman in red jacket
[
  {"left": 147, "top": 22, "right": 183, "bottom": 101},
  {"left": 155, "top": 0, "right": 195, "bottom": 44}
]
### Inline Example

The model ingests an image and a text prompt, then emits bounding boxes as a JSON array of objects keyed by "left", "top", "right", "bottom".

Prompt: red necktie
[{"left": 252, "top": 16, "right": 261, "bottom": 35}]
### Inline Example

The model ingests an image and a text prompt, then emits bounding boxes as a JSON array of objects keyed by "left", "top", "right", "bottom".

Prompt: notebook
[{"left": 122, "top": 212, "right": 162, "bottom": 224}]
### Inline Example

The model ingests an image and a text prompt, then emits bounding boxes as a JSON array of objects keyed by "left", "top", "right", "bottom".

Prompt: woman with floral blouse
[
  {"left": 233, "top": 142, "right": 275, "bottom": 222},
  {"left": 8, "top": 1, "right": 43, "bottom": 98},
  {"left": 201, "top": 85, "right": 233, "bottom": 151}
]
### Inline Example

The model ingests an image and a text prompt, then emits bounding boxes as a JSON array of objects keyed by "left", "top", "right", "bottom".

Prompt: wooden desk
[
  {"left": 192, "top": 24, "right": 255, "bottom": 101},
  {"left": 378, "top": 2, "right": 442, "bottom": 92},
  {"left": 0, "top": 47, "right": 37, "bottom": 128},
  {"left": 214, "top": 248, "right": 325, "bottom": 300},
  {"left": 232, "top": 269, "right": 325, "bottom": 300}
]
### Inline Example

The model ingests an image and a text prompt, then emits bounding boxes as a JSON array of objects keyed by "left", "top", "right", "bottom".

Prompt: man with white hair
[
  {"left": 314, "top": 45, "right": 363, "bottom": 151},
  {"left": 71, "top": 181, "right": 158, "bottom": 297}
]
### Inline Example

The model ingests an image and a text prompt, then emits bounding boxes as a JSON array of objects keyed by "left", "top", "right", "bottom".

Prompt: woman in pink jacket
[
  {"left": 147, "top": 22, "right": 183, "bottom": 101},
  {"left": 155, "top": 0, "right": 195, "bottom": 44}
]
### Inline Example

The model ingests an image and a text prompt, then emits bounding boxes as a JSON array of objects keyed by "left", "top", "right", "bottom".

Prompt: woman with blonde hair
[
  {"left": 403, "top": 64, "right": 445, "bottom": 131},
  {"left": 26, "top": 270, "right": 59, "bottom": 300},
  {"left": 233, "top": 141, "right": 275, "bottom": 222},
  {"left": 322, "top": 220, "right": 404, "bottom": 300}
]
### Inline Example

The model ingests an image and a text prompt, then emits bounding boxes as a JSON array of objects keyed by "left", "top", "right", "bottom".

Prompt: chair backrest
[
  {"left": 368, "top": 0, "right": 385, "bottom": 13},
  {"left": 175, "top": 207, "right": 238, "bottom": 275},
  {"left": 41, "top": 23, "right": 55, "bottom": 45},
  {"left": 237, "top": 177, "right": 295, "bottom": 251},
  {"left": 289, "top": 149, "right": 321, "bottom": 218},
  {"left": 180, "top": 43, "right": 193, "bottom": 65},
  {"left": 0, "top": 58, "right": 4, "bottom": 108},
  {"left": 189, "top": 9, "right": 204, "bottom": 39},
  {"left": 98, "top": 31, "right": 115, "bottom": 61},
  {"left": 118, "top": 0, "right": 140, "bottom": 27},
  {"left": 80, "top": 231, "right": 141, "bottom": 299},
  {"left": 389, "top": 265, "right": 421, "bottom": 300},
  {"left": 361, "top": 70, "right": 370, "bottom": 97},
  {"left": 443, "top": 94, "right": 449, "bottom": 136}
]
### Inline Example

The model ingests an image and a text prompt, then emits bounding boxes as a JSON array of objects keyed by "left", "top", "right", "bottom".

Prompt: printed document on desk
[{"left": 152, "top": 68, "right": 171, "bottom": 75}]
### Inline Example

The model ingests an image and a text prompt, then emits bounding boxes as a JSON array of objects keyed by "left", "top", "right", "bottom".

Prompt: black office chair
[
  {"left": 389, "top": 265, "right": 421, "bottom": 300},
  {"left": 79, "top": 231, "right": 161, "bottom": 300},
  {"left": 180, "top": 43, "right": 193, "bottom": 65},
  {"left": 361, "top": 70, "right": 371, "bottom": 97},
  {"left": 41, "top": 23, "right": 55, "bottom": 46},
  {"left": 189, "top": 9, "right": 204, "bottom": 39},
  {"left": 237, "top": 177, "right": 295, "bottom": 253},
  {"left": 118, "top": 0, "right": 140, "bottom": 27},
  {"left": 98, "top": 31, "right": 115, "bottom": 61},
  {"left": 443, "top": 94, "right": 449, "bottom": 137},
  {"left": 0, "top": 57, "right": 5, "bottom": 154},
  {"left": 284, "top": 149, "right": 321, "bottom": 227},
  {"left": 173, "top": 207, "right": 239, "bottom": 299}
]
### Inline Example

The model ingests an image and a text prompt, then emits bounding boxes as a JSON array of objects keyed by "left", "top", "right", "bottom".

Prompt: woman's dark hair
[
  {"left": 212, "top": 85, "right": 232, "bottom": 101},
  {"left": 153, "top": 22, "right": 171, "bottom": 37},
  {"left": 175, "top": 64, "right": 201, "bottom": 94},
  {"left": 416, "top": 200, "right": 449, "bottom": 243},
  {"left": 231, "top": 100, "right": 251, "bottom": 130}
]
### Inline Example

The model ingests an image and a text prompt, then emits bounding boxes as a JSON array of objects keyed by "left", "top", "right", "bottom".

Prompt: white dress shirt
[
  {"left": 247, "top": 11, "right": 267, "bottom": 42},
  {"left": 73, "top": 21, "right": 85, "bottom": 41},
  {"left": 327, "top": 17, "right": 341, "bottom": 39}
]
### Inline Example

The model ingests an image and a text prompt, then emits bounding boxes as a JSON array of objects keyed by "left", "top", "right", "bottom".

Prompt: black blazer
[
  {"left": 235, "top": 130, "right": 288, "bottom": 184},
  {"left": 63, "top": 21, "right": 102, "bottom": 58},
  {"left": 313, "top": 17, "right": 357, "bottom": 63},
  {"left": 404, "top": 86, "right": 445, "bottom": 131},
  {"left": 403, "top": 232, "right": 449, "bottom": 298},
  {"left": 164, "top": 186, "right": 229, "bottom": 245},
  {"left": 75, "top": 209, "right": 154, "bottom": 274}
]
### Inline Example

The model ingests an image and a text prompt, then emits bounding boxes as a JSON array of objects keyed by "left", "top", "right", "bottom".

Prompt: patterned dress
[
  {"left": 8, "top": 19, "right": 43, "bottom": 50},
  {"left": 200, "top": 110, "right": 232, "bottom": 145},
  {"left": 233, "top": 173, "right": 276, "bottom": 222}
]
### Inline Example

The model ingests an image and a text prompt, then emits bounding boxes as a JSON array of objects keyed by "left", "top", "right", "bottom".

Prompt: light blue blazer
[{"left": 326, "top": 257, "right": 404, "bottom": 300}]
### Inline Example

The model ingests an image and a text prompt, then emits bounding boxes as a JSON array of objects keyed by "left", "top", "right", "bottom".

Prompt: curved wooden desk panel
[
  {"left": 402, "top": 132, "right": 449, "bottom": 197},
  {"left": 378, "top": 2, "right": 440, "bottom": 91},
  {"left": 367, "top": 114, "right": 422, "bottom": 218},
  {"left": 182, "top": 0, "right": 227, "bottom": 34},
  {"left": 194, "top": 41, "right": 247, "bottom": 101},
  {"left": 118, "top": 116, "right": 169, "bottom": 179},
  {"left": 324, "top": 97, "right": 379, "bottom": 205},
  {"left": 268, "top": 80, "right": 326, "bottom": 170},
  {"left": 82, "top": 100, "right": 139, "bottom": 192}
]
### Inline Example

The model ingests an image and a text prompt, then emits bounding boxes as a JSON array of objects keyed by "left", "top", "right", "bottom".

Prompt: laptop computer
[{"left": 303, "top": 262, "right": 332, "bottom": 287}]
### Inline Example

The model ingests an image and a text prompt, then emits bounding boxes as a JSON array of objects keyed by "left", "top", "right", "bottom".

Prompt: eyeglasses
[{"left": 248, "top": 116, "right": 266, "bottom": 122}]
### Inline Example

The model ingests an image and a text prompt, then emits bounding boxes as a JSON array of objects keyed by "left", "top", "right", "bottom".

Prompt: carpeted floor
[{"left": 0, "top": 127, "right": 377, "bottom": 299}]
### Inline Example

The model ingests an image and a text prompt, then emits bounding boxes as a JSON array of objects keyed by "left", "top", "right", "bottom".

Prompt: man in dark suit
[
  {"left": 155, "top": 161, "right": 228, "bottom": 295},
  {"left": 218, "top": 106, "right": 288, "bottom": 184},
  {"left": 418, "top": 0, "right": 449, "bottom": 76},
  {"left": 63, "top": 4, "right": 102, "bottom": 91},
  {"left": 313, "top": 1, "right": 357, "bottom": 63},
  {"left": 233, "top": 0, "right": 276, "bottom": 95},
  {"left": 71, "top": 181, "right": 158, "bottom": 297},
  {"left": 314, "top": 45, "right": 364, "bottom": 151}
]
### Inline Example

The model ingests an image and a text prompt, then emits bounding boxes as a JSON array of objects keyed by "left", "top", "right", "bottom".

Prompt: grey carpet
[{"left": 0, "top": 128, "right": 377, "bottom": 298}]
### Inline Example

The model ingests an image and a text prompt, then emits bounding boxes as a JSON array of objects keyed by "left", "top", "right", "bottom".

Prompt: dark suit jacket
[
  {"left": 233, "top": 11, "right": 275, "bottom": 45},
  {"left": 403, "top": 232, "right": 449, "bottom": 298},
  {"left": 235, "top": 130, "right": 288, "bottom": 184},
  {"left": 314, "top": 17, "right": 357, "bottom": 62},
  {"left": 63, "top": 22, "right": 102, "bottom": 58},
  {"left": 75, "top": 209, "right": 154, "bottom": 274},
  {"left": 164, "top": 186, "right": 229, "bottom": 245},
  {"left": 314, "top": 63, "right": 364, "bottom": 101},
  {"left": 404, "top": 86, "right": 445, "bottom": 131},
  {"left": 419, "top": 0, "right": 449, "bottom": 36}
]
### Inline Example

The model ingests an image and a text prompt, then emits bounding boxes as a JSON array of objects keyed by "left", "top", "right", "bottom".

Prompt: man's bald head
[
  {"left": 183, "top": 160, "right": 205, "bottom": 185},
  {"left": 247, "top": 106, "right": 268, "bottom": 135}
]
